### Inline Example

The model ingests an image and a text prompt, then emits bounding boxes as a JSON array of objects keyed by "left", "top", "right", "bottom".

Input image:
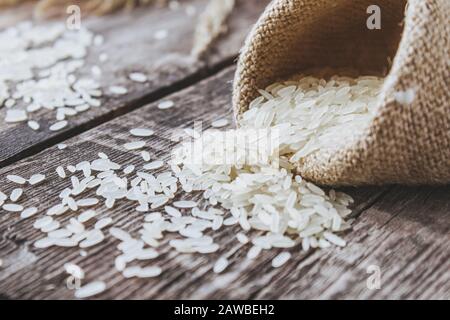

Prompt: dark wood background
[{"left": 0, "top": 0, "right": 448, "bottom": 300}]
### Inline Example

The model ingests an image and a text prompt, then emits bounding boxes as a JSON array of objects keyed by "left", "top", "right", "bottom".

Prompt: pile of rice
[
  {"left": 0, "top": 21, "right": 154, "bottom": 131},
  {"left": 0, "top": 65, "right": 384, "bottom": 297},
  {"left": 171, "top": 74, "right": 383, "bottom": 251}
]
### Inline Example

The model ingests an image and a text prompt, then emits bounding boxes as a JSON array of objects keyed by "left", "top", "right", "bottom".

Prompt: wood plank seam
[{"left": 349, "top": 186, "right": 393, "bottom": 220}]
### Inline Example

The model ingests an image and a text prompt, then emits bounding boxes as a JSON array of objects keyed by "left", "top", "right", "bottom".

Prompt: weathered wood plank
[
  {"left": 0, "top": 0, "right": 269, "bottom": 167},
  {"left": 0, "top": 67, "right": 404, "bottom": 300},
  {"left": 0, "top": 3, "right": 34, "bottom": 29}
]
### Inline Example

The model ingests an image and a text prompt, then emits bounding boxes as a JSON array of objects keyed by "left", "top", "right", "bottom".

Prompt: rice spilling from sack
[
  {"left": 0, "top": 73, "right": 385, "bottom": 297},
  {"left": 170, "top": 74, "right": 384, "bottom": 250}
]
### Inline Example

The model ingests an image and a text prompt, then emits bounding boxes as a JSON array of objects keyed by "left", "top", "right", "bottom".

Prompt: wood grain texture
[
  {"left": 2, "top": 67, "right": 442, "bottom": 300},
  {"left": 0, "top": 0, "right": 269, "bottom": 167}
]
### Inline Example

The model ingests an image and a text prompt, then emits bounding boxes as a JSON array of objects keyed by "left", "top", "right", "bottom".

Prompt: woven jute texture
[{"left": 233, "top": 0, "right": 450, "bottom": 186}]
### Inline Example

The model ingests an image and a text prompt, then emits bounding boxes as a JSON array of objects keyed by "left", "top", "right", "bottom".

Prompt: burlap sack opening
[{"left": 233, "top": 0, "right": 450, "bottom": 186}]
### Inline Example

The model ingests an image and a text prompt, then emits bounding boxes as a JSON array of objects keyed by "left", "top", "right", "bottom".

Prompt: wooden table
[{"left": 0, "top": 1, "right": 448, "bottom": 300}]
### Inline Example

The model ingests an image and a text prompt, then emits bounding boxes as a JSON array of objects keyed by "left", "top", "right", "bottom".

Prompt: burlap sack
[{"left": 233, "top": 0, "right": 450, "bottom": 186}]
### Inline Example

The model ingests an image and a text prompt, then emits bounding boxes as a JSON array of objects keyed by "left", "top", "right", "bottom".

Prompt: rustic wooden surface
[
  {"left": 0, "top": 2, "right": 449, "bottom": 300},
  {"left": 0, "top": 0, "right": 268, "bottom": 167}
]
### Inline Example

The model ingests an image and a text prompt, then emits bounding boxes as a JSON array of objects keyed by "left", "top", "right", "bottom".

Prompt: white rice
[
  {"left": 154, "top": 29, "right": 168, "bottom": 40},
  {"left": 74, "top": 281, "right": 106, "bottom": 298},
  {"left": 236, "top": 233, "right": 249, "bottom": 244},
  {"left": 41, "top": 221, "right": 60, "bottom": 232},
  {"left": 27, "top": 120, "right": 40, "bottom": 130},
  {"left": 29, "top": 174, "right": 46, "bottom": 185},
  {"left": 247, "top": 246, "right": 262, "bottom": 260},
  {"left": 34, "top": 237, "right": 55, "bottom": 249},
  {"left": 0, "top": 21, "right": 157, "bottom": 137},
  {"left": 173, "top": 200, "right": 197, "bottom": 209},
  {"left": 78, "top": 210, "right": 97, "bottom": 223},
  {"left": 323, "top": 231, "right": 346, "bottom": 247},
  {"left": 6, "top": 175, "right": 27, "bottom": 184},
  {"left": 124, "top": 141, "right": 146, "bottom": 150},
  {"left": 98, "top": 152, "right": 108, "bottom": 159},
  {"left": 56, "top": 166, "right": 66, "bottom": 178},
  {"left": 91, "top": 65, "right": 102, "bottom": 77},
  {"left": 129, "top": 72, "right": 148, "bottom": 83},
  {"left": 271, "top": 252, "right": 291, "bottom": 268},
  {"left": 164, "top": 206, "right": 182, "bottom": 218},
  {"left": 99, "top": 53, "right": 109, "bottom": 62},
  {"left": 20, "top": 207, "right": 38, "bottom": 219},
  {"left": 49, "top": 121, "right": 68, "bottom": 131},
  {"left": 141, "top": 151, "right": 151, "bottom": 161},
  {"left": 48, "top": 229, "right": 72, "bottom": 238},
  {"left": 213, "top": 257, "right": 229, "bottom": 273},
  {"left": 394, "top": 89, "right": 415, "bottom": 106},
  {"left": 124, "top": 266, "right": 162, "bottom": 278},
  {"left": 33, "top": 216, "right": 53, "bottom": 229},
  {"left": 135, "top": 248, "right": 159, "bottom": 260},
  {"left": 8, "top": 74, "right": 384, "bottom": 288},
  {"left": 211, "top": 118, "right": 229, "bottom": 128},
  {"left": 123, "top": 165, "right": 135, "bottom": 175},
  {"left": 130, "top": 128, "right": 154, "bottom": 137},
  {"left": 110, "top": 228, "right": 132, "bottom": 241},
  {"left": 2, "top": 203, "right": 24, "bottom": 212},
  {"left": 94, "top": 35, "right": 104, "bottom": 46},
  {"left": 5, "top": 99, "right": 15, "bottom": 108},
  {"left": 109, "top": 86, "right": 128, "bottom": 95},
  {"left": 5, "top": 109, "right": 27, "bottom": 123},
  {"left": 137, "top": 266, "right": 162, "bottom": 278},
  {"left": 95, "top": 217, "right": 113, "bottom": 230},
  {"left": 54, "top": 238, "right": 78, "bottom": 247},
  {"left": 10, "top": 188, "right": 23, "bottom": 202},
  {"left": 158, "top": 100, "right": 174, "bottom": 110},
  {"left": 169, "top": 74, "right": 381, "bottom": 259},
  {"left": 143, "top": 161, "right": 164, "bottom": 170},
  {"left": 76, "top": 198, "right": 99, "bottom": 207},
  {"left": 64, "top": 263, "right": 85, "bottom": 279}
]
